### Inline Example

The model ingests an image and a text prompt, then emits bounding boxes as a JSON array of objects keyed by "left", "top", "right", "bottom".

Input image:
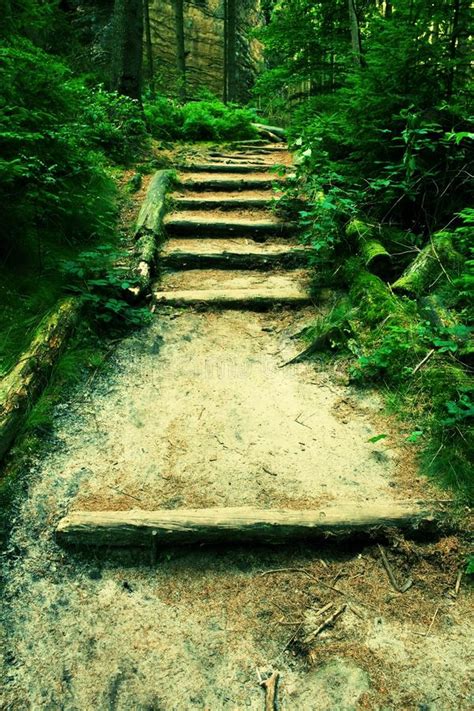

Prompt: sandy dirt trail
[{"left": 1, "top": 144, "right": 472, "bottom": 711}]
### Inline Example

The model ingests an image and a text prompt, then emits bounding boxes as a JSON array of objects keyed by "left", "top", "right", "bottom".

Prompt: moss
[{"left": 348, "top": 269, "right": 397, "bottom": 325}]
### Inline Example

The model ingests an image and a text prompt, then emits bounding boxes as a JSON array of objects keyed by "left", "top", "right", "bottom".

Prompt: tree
[
  {"left": 111, "top": 0, "right": 143, "bottom": 101},
  {"left": 224, "top": 0, "right": 237, "bottom": 102},
  {"left": 174, "top": 0, "right": 186, "bottom": 101},
  {"left": 144, "top": 0, "right": 155, "bottom": 97},
  {"left": 348, "top": 0, "right": 362, "bottom": 66}
]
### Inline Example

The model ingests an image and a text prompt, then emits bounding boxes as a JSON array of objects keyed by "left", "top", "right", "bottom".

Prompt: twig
[
  {"left": 303, "top": 604, "right": 347, "bottom": 644},
  {"left": 259, "top": 671, "right": 280, "bottom": 711},
  {"left": 294, "top": 412, "right": 312, "bottom": 429},
  {"left": 107, "top": 485, "right": 142, "bottom": 502},
  {"left": 454, "top": 570, "right": 463, "bottom": 597},
  {"left": 412, "top": 348, "right": 435, "bottom": 375},
  {"left": 312, "top": 602, "right": 333, "bottom": 617},
  {"left": 423, "top": 605, "right": 440, "bottom": 638},
  {"left": 378, "top": 544, "right": 413, "bottom": 593}
]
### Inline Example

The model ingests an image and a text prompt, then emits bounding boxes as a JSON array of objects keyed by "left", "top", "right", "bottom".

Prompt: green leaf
[
  {"left": 406, "top": 430, "right": 423, "bottom": 443},
  {"left": 368, "top": 434, "right": 388, "bottom": 444}
]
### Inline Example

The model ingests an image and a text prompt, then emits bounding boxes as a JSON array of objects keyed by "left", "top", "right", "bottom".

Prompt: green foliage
[
  {"left": 83, "top": 87, "right": 149, "bottom": 164},
  {"left": 0, "top": 39, "right": 117, "bottom": 261},
  {"left": 61, "top": 246, "right": 152, "bottom": 329},
  {"left": 144, "top": 96, "right": 258, "bottom": 141}
]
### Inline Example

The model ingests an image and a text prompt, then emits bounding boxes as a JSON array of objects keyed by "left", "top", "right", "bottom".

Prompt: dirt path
[{"left": 1, "top": 143, "right": 472, "bottom": 710}]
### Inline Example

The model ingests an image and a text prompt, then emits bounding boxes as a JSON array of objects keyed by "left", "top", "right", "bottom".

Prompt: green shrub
[
  {"left": 0, "top": 39, "right": 116, "bottom": 260},
  {"left": 144, "top": 95, "right": 184, "bottom": 139},
  {"left": 83, "top": 87, "right": 149, "bottom": 164},
  {"left": 144, "top": 95, "right": 257, "bottom": 141}
]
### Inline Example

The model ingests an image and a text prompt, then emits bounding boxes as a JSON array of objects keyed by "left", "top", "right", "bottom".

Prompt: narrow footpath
[{"left": 1, "top": 142, "right": 471, "bottom": 710}]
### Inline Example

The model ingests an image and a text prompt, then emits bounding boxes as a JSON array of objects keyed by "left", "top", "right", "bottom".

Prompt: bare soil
[{"left": 1, "top": 310, "right": 471, "bottom": 710}]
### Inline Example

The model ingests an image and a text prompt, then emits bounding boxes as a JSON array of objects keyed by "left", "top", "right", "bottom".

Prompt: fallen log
[
  {"left": 252, "top": 123, "right": 287, "bottom": 141},
  {"left": 56, "top": 501, "right": 436, "bottom": 547},
  {"left": 134, "top": 169, "right": 175, "bottom": 241},
  {"left": 131, "top": 170, "right": 175, "bottom": 298},
  {"left": 0, "top": 298, "right": 80, "bottom": 461},
  {"left": 345, "top": 218, "right": 392, "bottom": 278},
  {"left": 391, "top": 232, "right": 462, "bottom": 297}
]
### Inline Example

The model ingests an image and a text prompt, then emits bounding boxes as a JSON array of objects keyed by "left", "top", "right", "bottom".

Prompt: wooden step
[
  {"left": 179, "top": 163, "right": 286, "bottom": 174},
  {"left": 164, "top": 211, "right": 294, "bottom": 237},
  {"left": 56, "top": 502, "right": 436, "bottom": 547},
  {"left": 171, "top": 194, "right": 277, "bottom": 211},
  {"left": 153, "top": 269, "right": 310, "bottom": 309},
  {"left": 161, "top": 239, "right": 310, "bottom": 270},
  {"left": 179, "top": 173, "right": 286, "bottom": 192}
]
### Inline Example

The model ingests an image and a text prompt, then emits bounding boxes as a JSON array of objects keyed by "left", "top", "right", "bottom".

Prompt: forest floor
[{"left": 0, "top": 142, "right": 472, "bottom": 711}]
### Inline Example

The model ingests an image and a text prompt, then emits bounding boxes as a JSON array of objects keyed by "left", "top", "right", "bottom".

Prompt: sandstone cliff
[{"left": 147, "top": 0, "right": 263, "bottom": 102}]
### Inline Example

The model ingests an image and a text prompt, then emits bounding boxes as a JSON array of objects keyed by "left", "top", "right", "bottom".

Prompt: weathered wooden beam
[
  {"left": 0, "top": 298, "right": 80, "bottom": 461},
  {"left": 130, "top": 169, "right": 175, "bottom": 298},
  {"left": 179, "top": 163, "right": 281, "bottom": 174},
  {"left": 153, "top": 286, "right": 311, "bottom": 309},
  {"left": 134, "top": 169, "right": 175, "bottom": 240},
  {"left": 56, "top": 502, "right": 435, "bottom": 547},
  {"left": 179, "top": 176, "right": 285, "bottom": 192}
]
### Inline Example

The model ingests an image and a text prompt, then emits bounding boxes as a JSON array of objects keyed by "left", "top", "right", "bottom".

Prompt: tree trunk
[
  {"left": 174, "top": 0, "right": 186, "bottom": 101},
  {"left": 345, "top": 218, "right": 392, "bottom": 278},
  {"left": 56, "top": 502, "right": 436, "bottom": 547},
  {"left": 385, "top": 1, "right": 392, "bottom": 19},
  {"left": 391, "top": 234, "right": 462, "bottom": 297},
  {"left": 143, "top": 0, "right": 155, "bottom": 96},
  {"left": 111, "top": 0, "right": 144, "bottom": 101},
  {"left": 348, "top": 0, "right": 363, "bottom": 66},
  {"left": 224, "top": 0, "right": 237, "bottom": 102}
]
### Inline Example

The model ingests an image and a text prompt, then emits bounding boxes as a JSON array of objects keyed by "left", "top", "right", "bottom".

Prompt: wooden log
[
  {"left": 164, "top": 216, "right": 294, "bottom": 237},
  {"left": 134, "top": 169, "right": 175, "bottom": 240},
  {"left": 153, "top": 286, "right": 311, "bottom": 309},
  {"left": 178, "top": 163, "right": 283, "bottom": 174},
  {"left": 252, "top": 123, "right": 287, "bottom": 140},
  {"left": 131, "top": 170, "right": 175, "bottom": 299},
  {"left": 56, "top": 502, "right": 436, "bottom": 547},
  {"left": 0, "top": 298, "right": 80, "bottom": 461},
  {"left": 179, "top": 177, "right": 284, "bottom": 192},
  {"left": 391, "top": 233, "right": 462, "bottom": 297},
  {"left": 345, "top": 218, "right": 392, "bottom": 278}
]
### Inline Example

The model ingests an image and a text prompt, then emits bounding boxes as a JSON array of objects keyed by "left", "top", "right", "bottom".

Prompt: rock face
[{"left": 147, "top": 0, "right": 263, "bottom": 102}]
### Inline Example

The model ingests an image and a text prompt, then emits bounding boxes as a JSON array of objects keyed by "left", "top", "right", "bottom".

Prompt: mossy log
[
  {"left": 251, "top": 123, "right": 287, "bottom": 141},
  {"left": 0, "top": 298, "right": 80, "bottom": 461},
  {"left": 56, "top": 502, "right": 436, "bottom": 547},
  {"left": 345, "top": 218, "right": 392, "bottom": 278},
  {"left": 391, "top": 233, "right": 462, "bottom": 297},
  {"left": 134, "top": 170, "right": 175, "bottom": 241},
  {"left": 131, "top": 170, "right": 174, "bottom": 299},
  {"left": 348, "top": 268, "right": 399, "bottom": 325}
]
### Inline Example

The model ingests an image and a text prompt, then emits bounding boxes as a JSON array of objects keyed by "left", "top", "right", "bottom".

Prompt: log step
[
  {"left": 153, "top": 269, "right": 310, "bottom": 308},
  {"left": 161, "top": 239, "right": 310, "bottom": 270},
  {"left": 171, "top": 193, "right": 278, "bottom": 211},
  {"left": 179, "top": 174, "right": 286, "bottom": 192},
  {"left": 164, "top": 211, "right": 294, "bottom": 237},
  {"left": 56, "top": 502, "right": 436, "bottom": 547},
  {"left": 179, "top": 163, "right": 286, "bottom": 174}
]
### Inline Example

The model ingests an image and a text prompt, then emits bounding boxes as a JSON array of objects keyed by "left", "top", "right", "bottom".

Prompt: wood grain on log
[{"left": 56, "top": 502, "right": 435, "bottom": 547}]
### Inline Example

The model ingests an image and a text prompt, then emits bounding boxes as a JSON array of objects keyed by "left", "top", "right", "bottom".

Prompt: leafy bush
[
  {"left": 0, "top": 39, "right": 116, "bottom": 260},
  {"left": 83, "top": 87, "right": 149, "bottom": 164},
  {"left": 144, "top": 95, "right": 258, "bottom": 141},
  {"left": 61, "top": 246, "right": 152, "bottom": 329}
]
